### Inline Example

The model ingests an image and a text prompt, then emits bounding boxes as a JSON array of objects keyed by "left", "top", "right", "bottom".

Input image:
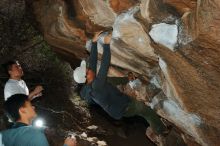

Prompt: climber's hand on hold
[
  {"left": 104, "top": 33, "right": 112, "bottom": 44},
  {"left": 93, "top": 31, "right": 103, "bottom": 42}
]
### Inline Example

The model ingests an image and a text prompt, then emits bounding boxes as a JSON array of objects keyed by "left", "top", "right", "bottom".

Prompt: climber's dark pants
[{"left": 123, "top": 98, "right": 166, "bottom": 135}]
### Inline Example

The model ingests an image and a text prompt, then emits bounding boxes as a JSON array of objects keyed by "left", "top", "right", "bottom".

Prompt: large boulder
[{"left": 28, "top": 0, "right": 220, "bottom": 145}]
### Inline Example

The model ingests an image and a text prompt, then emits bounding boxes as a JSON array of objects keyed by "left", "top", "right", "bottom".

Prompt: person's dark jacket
[{"left": 80, "top": 42, "right": 131, "bottom": 119}]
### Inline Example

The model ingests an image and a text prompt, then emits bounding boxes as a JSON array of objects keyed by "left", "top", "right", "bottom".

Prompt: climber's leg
[{"left": 124, "top": 98, "right": 167, "bottom": 135}]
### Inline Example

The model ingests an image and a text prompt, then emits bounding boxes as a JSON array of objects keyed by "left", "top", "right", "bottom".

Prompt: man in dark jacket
[{"left": 74, "top": 32, "right": 167, "bottom": 136}]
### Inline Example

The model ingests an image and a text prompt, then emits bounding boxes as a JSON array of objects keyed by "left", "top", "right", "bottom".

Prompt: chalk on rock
[
  {"left": 86, "top": 137, "right": 98, "bottom": 142},
  {"left": 87, "top": 125, "right": 98, "bottom": 130},
  {"left": 81, "top": 132, "right": 87, "bottom": 138},
  {"left": 97, "top": 140, "right": 107, "bottom": 146},
  {"left": 149, "top": 23, "right": 178, "bottom": 51}
]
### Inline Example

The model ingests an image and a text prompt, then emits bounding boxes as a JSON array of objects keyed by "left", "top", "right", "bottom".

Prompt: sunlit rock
[
  {"left": 29, "top": 0, "right": 220, "bottom": 145},
  {"left": 140, "top": 0, "right": 171, "bottom": 23},
  {"left": 158, "top": 57, "right": 180, "bottom": 103},
  {"left": 156, "top": 44, "right": 220, "bottom": 146},
  {"left": 113, "top": 6, "right": 157, "bottom": 59},
  {"left": 163, "top": 0, "right": 197, "bottom": 15},
  {"left": 79, "top": 0, "right": 116, "bottom": 27},
  {"left": 109, "top": 0, "right": 140, "bottom": 14},
  {"left": 111, "top": 6, "right": 158, "bottom": 74},
  {"left": 149, "top": 23, "right": 178, "bottom": 51},
  {"left": 159, "top": 98, "right": 204, "bottom": 145},
  {"left": 30, "top": 0, "right": 88, "bottom": 60}
]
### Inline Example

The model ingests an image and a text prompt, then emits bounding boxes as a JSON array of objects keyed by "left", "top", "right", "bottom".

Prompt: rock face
[{"left": 29, "top": 0, "right": 220, "bottom": 146}]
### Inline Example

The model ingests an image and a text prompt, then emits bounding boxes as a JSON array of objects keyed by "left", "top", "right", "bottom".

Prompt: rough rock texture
[{"left": 28, "top": 0, "right": 220, "bottom": 146}]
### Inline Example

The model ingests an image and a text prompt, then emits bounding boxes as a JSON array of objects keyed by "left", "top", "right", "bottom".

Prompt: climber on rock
[
  {"left": 0, "top": 94, "right": 76, "bottom": 146},
  {"left": 73, "top": 31, "right": 168, "bottom": 138},
  {"left": 3, "top": 60, "right": 44, "bottom": 101}
]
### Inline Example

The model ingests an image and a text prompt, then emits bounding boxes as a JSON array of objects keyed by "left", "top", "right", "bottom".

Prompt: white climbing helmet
[
  {"left": 73, "top": 60, "right": 87, "bottom": 83},
  {"left": 85, "top": 39, "right": 92, "bottom": 52}
]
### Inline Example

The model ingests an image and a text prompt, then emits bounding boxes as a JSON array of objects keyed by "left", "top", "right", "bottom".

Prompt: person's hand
[
  {"left": 92, "top": 31, "right": 103, "bottom": 42},
  {"left": 33, "top": 85, "right": 43, "bottom": 95},
  {"left": 64, "top": 137, "right": 76, "bottom": 146},
  {"left": 104, "top": 33, "right": 112, "bottom": 44}
]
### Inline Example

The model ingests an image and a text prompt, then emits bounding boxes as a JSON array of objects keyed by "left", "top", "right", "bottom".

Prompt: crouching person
[{"left": 0, "top": 94, "right": 76, "bottom": 146}]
